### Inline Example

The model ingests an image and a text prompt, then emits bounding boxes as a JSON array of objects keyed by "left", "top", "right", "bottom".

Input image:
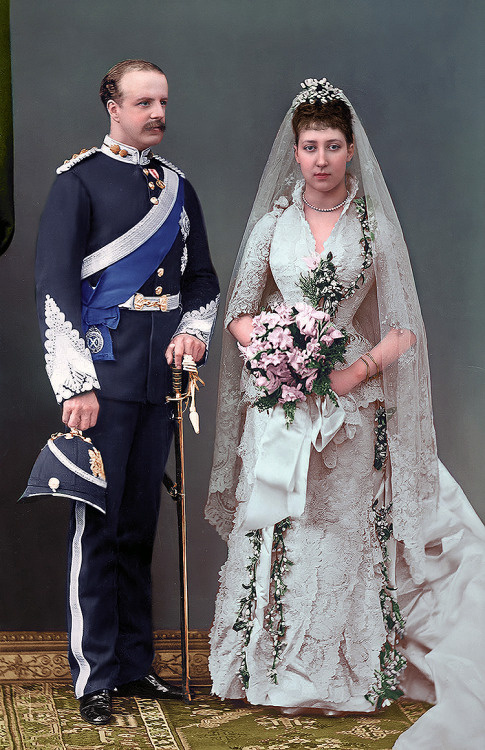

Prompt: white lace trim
[
  {"left": 174, "top": 295, "right": 220, "bottom": 346},
  {"left": 44, "top": 295, "right": 99, "bottom": 403}
]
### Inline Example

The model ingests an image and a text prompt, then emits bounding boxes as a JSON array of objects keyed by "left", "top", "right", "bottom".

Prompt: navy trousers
[{"left": 67, "top": 396, "right": 173, "bottom": 698}]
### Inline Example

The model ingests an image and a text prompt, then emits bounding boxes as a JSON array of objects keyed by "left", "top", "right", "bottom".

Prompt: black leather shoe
[
  {"left": 79, "top": 689, "right": 112, "bottom": 725},
  {"left": 117, "top": 670, "right": 184, "bottom": 699}
]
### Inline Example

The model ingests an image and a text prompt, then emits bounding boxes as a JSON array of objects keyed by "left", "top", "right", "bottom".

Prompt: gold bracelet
[
  {"left": 359, "top": 356, "right": 370, "bottom": 383},
  {"left": 364, "top": 351, "right": 380, "bottom": 379}
]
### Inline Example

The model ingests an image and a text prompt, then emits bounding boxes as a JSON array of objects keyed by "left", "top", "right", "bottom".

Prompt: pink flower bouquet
[{"left": 239, "top": 302, "right": 346, "bottom": 425}]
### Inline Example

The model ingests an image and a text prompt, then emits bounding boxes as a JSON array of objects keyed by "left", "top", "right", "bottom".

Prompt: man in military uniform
[{"left": 35, "top": 60, "right": 219, "bottom": 725}]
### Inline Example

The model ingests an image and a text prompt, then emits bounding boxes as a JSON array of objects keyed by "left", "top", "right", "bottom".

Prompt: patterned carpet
[{"left": 0, "top": 683, "right": 430, "bottom": 749}]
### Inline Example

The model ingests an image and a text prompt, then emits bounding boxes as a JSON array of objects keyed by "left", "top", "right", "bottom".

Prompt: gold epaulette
[{"left": 56, "top": 147, "right": 98, "bottom": 174}]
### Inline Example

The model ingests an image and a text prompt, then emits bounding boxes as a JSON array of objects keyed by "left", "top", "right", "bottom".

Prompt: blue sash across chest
[{"left": 81, "top": 170, "right": 184, "bottom": 360}]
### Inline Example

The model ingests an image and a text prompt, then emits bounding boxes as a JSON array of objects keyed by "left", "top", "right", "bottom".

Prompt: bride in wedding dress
[{"left": 206, "top": 77, "right": 485, "bottom": 749}]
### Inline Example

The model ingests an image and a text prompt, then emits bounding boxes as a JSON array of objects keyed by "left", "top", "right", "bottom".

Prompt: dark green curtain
[{"left": 0, "top": 0, "right": 13, "bottom": 254}]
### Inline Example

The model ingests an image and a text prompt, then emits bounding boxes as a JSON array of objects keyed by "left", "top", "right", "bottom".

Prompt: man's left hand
[{"left": 165, "top": 334, "right": 206, "bottom": 368}]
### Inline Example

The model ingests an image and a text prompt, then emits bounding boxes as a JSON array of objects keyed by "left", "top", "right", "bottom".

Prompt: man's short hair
[{"left": 99, "top": 60, "right": 165, "bottom": 108}]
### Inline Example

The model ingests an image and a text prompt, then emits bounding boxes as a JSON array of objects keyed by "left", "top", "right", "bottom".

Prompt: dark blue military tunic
[
  {"left": 35, "top": 138, "right": 219, "bottom": 697},
  {"left": 36, "top": 141, "right": 219, "bottom": 404}
]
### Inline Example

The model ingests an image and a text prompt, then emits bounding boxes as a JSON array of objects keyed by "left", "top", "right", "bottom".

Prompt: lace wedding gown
[{"left": 209, "top": 181, "right": 485, "bottom": 749}]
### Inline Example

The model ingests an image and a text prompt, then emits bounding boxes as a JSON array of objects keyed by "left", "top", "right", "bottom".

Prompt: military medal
[{"left": 147, "top": 168, "right": 165, "bottom": 191}]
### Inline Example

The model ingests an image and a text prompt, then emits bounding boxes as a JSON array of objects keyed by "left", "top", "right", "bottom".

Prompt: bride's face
[{"left": 294, "top": 127, "right": 353, "bottom": 196}]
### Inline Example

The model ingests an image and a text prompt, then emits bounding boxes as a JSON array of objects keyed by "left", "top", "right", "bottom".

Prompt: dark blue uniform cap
[{"left": 19, "top": 430, "right": 107, "bottom": 514}]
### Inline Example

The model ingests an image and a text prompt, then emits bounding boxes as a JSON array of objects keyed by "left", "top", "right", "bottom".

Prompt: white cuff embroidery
[
  {"left": 44, "top": 295, "right": 100, "bottom": 403},
  {"left": 174, "top": 295, "right": 220, "bottom": 347}
]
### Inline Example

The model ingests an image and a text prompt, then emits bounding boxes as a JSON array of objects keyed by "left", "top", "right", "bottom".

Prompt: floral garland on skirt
[{"left": 232, "top": 197, "right": 407, "bottom": 705}]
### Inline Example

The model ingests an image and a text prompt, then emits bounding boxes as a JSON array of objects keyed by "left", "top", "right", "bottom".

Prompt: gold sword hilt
[{"left": 166, "top": 356, "right": 204, "bottom": 433}]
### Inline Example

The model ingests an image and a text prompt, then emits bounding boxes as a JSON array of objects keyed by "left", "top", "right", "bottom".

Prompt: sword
[{"left": 164, "top": 355, "right": 204, "bottom": 702}]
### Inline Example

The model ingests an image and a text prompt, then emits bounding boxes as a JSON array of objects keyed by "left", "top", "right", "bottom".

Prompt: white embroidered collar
[
  {"left": 292, "top": 175, "right": 359, "bottom": 220},
  {"left": 101, "top": 135, "right": 153, "bottom": 166}
]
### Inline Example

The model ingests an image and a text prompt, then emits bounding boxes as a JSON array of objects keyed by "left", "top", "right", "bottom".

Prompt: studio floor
[{"left": 0, "top": 682, "right": 430, "bottom": 750}]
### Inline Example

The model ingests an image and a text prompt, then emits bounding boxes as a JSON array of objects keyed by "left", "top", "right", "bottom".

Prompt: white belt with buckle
[{"left": 119, "top": 292, "right": 180, "bottom": 312}]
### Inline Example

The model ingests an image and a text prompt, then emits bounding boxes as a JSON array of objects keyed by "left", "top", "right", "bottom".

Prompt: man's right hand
[{"left": 62, "top": 391, "right": 100, "bottom": 431}]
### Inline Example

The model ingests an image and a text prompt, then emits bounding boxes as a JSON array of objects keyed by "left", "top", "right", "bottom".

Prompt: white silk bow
[{"left": 240, "top": 395, "right": 345, "bottom": 532}]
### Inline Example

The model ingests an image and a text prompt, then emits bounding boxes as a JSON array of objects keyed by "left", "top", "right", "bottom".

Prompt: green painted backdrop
[{"left": 0, "top": 0, "right": 484, "bottom": 631}]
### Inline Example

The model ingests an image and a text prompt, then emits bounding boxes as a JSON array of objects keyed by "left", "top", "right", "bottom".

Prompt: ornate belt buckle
[
  {"left": 134, "top": 293, "right": 146, "bottom": 310},
  {"left": 158, "top": 294, "right": 169, "bottom": 312}
]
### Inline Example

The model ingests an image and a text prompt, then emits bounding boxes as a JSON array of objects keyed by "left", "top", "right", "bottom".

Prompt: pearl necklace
[{"left": 302, "top": 190, "right": 349, "bottom": 212}]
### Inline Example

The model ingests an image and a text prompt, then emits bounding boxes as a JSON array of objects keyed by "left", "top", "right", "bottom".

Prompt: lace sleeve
[
  {"left": 224, "top": 210, "right": 280, "bottom": 327},
  {"left": 206, "top": 209, "right": 282, "bottom": 539}
]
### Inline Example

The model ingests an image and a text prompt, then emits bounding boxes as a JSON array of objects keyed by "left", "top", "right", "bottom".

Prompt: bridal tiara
[{"left": 291, "top": 78, "right": 350, "bottom": 111}]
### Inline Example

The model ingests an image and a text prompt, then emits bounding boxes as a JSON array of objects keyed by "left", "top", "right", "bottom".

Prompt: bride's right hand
[{"left": 228, "top": 314, "right": 254, "bottom": 347}]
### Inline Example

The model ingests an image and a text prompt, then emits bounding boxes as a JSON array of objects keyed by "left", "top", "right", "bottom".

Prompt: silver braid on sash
[{"left": 80, "top": 169, "right": 179, "bottom": 280}]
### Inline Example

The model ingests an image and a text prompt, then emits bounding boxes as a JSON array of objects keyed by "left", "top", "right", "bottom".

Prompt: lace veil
[{"left": 206, "top": 82, "right": 439, "bottom": 583}]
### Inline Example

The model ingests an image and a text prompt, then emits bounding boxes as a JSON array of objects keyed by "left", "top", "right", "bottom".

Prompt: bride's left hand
[{"left": 329, "top": 360, "right": 368, "bottom": 396}]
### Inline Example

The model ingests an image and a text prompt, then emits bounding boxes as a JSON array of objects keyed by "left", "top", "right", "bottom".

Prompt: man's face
[{"left": 108, "top": 69, "right": 168, "bottom": 151}]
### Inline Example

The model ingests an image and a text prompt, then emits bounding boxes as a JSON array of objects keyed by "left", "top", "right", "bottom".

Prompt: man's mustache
[{"left": 144, "top": 121, "right": 166, "bottom": 132}]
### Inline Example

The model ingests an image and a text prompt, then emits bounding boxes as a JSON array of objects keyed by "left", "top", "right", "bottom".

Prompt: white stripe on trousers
[{"left": 69, "top": 501, "right": 91, "bottom": 697}]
